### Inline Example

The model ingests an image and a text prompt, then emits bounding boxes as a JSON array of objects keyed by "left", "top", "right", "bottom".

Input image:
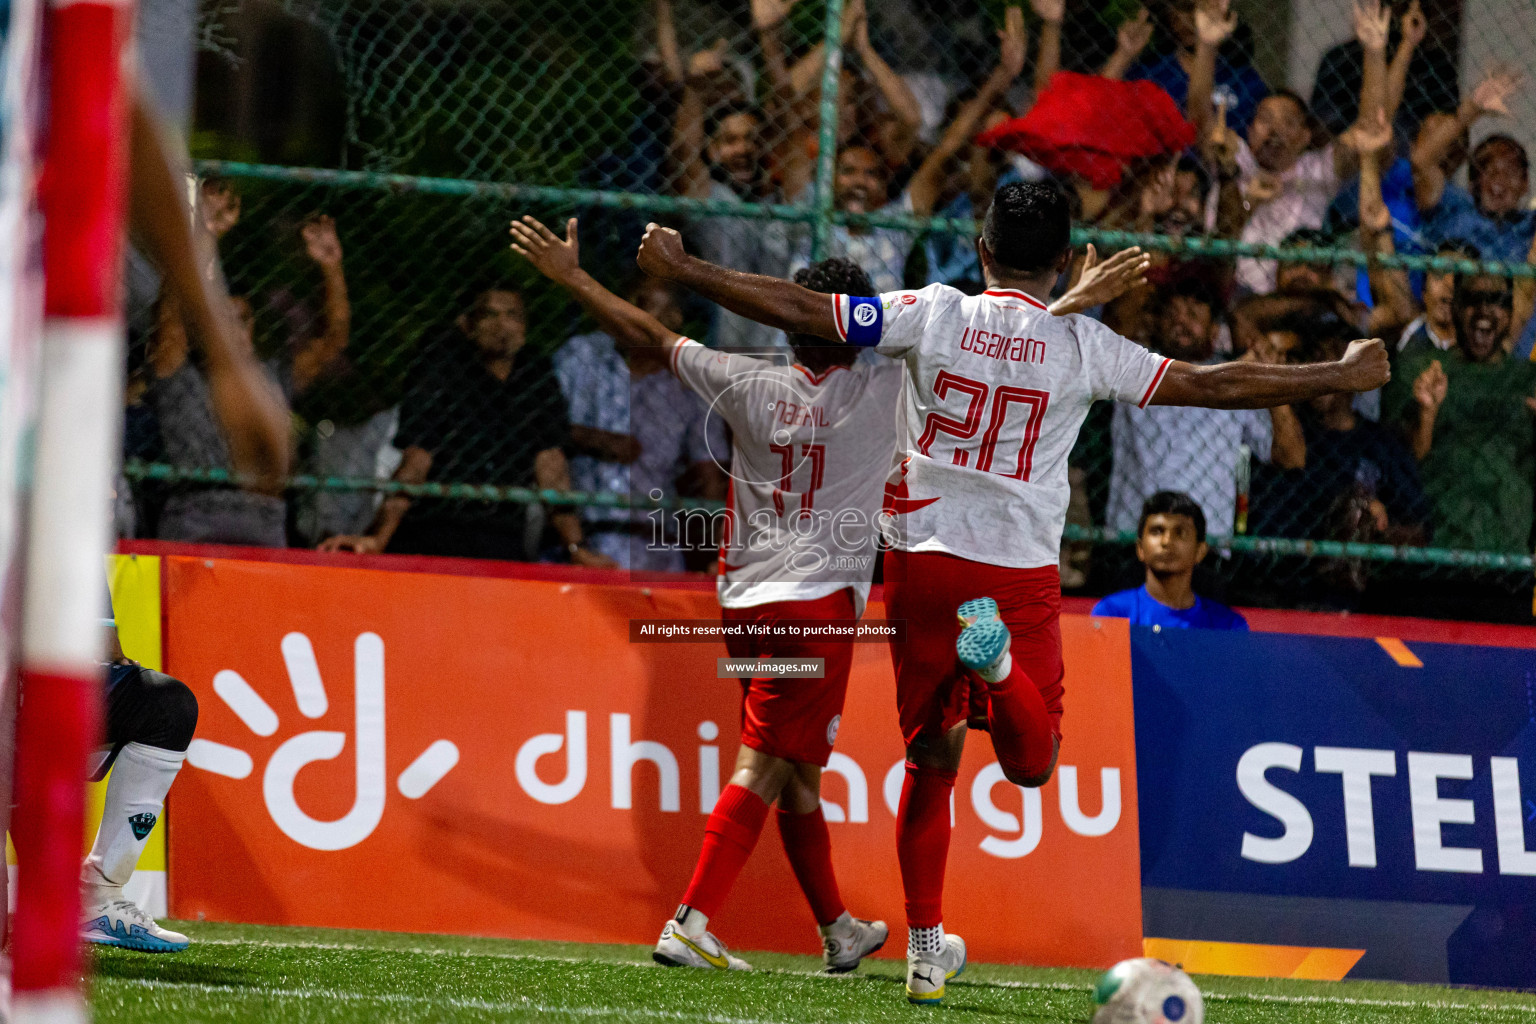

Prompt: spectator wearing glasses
[{"left": 1383, "top": 270, "right": 1536, "bottom": 552}]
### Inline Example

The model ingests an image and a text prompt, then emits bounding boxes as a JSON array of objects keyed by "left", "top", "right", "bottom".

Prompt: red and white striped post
[{"left": 12, "top": 1, "right": 131, "bottom": 1020}]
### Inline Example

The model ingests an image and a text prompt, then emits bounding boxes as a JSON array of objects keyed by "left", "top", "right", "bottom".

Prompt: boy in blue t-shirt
[{"left": 1092, "top": 491, "right": 1249, "bottom": 631}]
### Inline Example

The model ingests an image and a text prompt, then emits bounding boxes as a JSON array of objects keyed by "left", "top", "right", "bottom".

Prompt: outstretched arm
[
  {"left": 637, "top": 222, "right": 840, "bottom": 339},
  {"left": 511, "top": 216, "right": 683, "bottom": 351},
  {"left": 128, "top": 82, "right": 290, "bottom": 494},
  {"left": 1150, "top": 338, "right": 1390, "bottom": 408}
]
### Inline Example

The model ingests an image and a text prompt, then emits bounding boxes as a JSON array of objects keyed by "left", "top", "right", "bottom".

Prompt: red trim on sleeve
[
  {"left": 1139, "top": 358, "right": 1172, "bottom": 408},
  {"left": 669, "top": 337, "right": 694, "bottom": 377},
  {"left": 832, "top": 294, "right": 849, "bottom": 341}
]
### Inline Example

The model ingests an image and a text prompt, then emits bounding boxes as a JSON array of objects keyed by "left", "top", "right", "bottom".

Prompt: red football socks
[
  {"left": 680, "top": 784, "right": 769, "bottom": 919},
  {"left": 776, "top": 806, "right": 845, "bottom": 926},
  {"left": 895, "top": 761, "right": 957, "bottom": 928},
  {"left": 986, "top": 658, "right": 1056, "bottom": 781}
]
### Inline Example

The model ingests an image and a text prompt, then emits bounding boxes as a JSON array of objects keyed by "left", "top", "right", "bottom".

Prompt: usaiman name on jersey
[{"left": 958, "top": 328, "right": 1047, "bottom": 365}]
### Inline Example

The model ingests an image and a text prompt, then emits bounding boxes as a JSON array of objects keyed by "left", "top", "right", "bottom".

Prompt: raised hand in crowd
[
  {"left": 1048, "top": 245, "right": 1153, "bottom": 316},
  {"left": 906, "top": 5, "right": 1026, "bottom": 218},
  {"left": 130, "top": 85, "right": 290, "bottom": 494},
  {"left": 1136, "top": 162, "right": 1179, "bottom": 231},
  {"left": 1187, "top": 0, "right": 1237, "bottom": 133},
  {"left": 302, "top": 214, "right": 344, "bottom": 270},
  {"left": 1029, "top": 0, "right": 1064, "bottom": 95},
  {"left": 1385, "top": 0, "right": 1427, "bottom": 129},
  {"left": 199, "top": 179, "right": 241, "bottom": 241},
  {"left": 1410, "top": 65, "right": 1522, "bottom": 210},
  {"left": 1346, "top": 108, "right": 1395, "bottom": 235},
  {"left": 1351, "top": 0, "right": 1390, "bottom": 56},
  {"left": 1341, "top": 108, "right": 1419, "bottom": 337},
  {"left": 655, "top": 0, "right": 682, "bottom": 83},
  {"left": 749, "top": 0, "right": 801, "bottom": 32},
  {"left": 1195, "top": 0, "right": 1237, "bottom": 45},
  {"left": 844, "top": 0, "right": 924, "bottom": 167},
  {"left": 1410, "top": 359, "right": 1448, "bottom": 459},
  {"left": 687, "top": 38, "right": 730, "bottom": 81},
  {"left": 1100, "top": 6, "right": 1151, "bottom": 81},
  {"left": 1400, "top": 0, "right": 1427, "bottom": 48},
  {"left": 290, "top": 214, "right": 353, "bottom": 395}
]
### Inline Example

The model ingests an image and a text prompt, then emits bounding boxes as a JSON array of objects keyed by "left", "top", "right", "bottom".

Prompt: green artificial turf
[{"left": 87, "top": 921, "right": 1536, "bottom": 1023}]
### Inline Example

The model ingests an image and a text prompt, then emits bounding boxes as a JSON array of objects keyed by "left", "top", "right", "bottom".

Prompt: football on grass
[{"left": 1091, "top": 958, "right": 1204, "bottom": 1024}]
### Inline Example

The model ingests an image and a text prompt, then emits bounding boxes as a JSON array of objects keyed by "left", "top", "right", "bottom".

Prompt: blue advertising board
[{"left": 1132, "top": 626, "right": 1536, "bottom": 987}]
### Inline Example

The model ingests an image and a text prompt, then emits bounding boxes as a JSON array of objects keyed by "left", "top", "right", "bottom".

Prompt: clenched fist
[
  {"left": 636, "top": 222, "right": 688, "bottom": 279},
  {"left": 1340, "top": 338, "right": 1391, "bottom": 392}
]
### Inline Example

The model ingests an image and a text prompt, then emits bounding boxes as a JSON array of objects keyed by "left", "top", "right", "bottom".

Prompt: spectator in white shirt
[
  {"left": 1108, "top": 274, "right": 1305, "bottom": 538},
  {"left": 1188, "top": 0, "right": 1394, "bottom": 294},
  {"left": 554, "top": 276, "right": 728, "bottom": 571}
]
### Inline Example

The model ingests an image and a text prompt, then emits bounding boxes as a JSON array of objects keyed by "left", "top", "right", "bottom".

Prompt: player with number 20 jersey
[{"left": 635, "top": 180, "right": 1391, "bottom": 1006}]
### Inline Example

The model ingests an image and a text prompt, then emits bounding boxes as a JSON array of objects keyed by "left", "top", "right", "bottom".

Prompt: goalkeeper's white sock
[{"left": 82, "top": 743, "right": 185, "bottom": 904}]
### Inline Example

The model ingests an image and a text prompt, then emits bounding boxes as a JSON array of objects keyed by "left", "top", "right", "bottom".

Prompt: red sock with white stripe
[
  {"left": 895, "top": 761, "right": 956, "bottom": 931},
  {"left": 776, "top": 806, "right": 845, "bottom": 927},
  {"left": 677, "top": 785, "right": 769, "bottom": 937}
]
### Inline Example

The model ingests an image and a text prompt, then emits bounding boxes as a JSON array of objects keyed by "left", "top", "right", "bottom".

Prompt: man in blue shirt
[
  {"left": 1411, "top": 71, "right": 1533, "bottom": 264},
  {"left": 1093, "top": 491, "right": 1249, "bottom": 630}
]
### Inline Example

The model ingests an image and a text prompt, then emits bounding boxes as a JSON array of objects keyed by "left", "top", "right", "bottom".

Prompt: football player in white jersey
[
  {"left": 511, "top": 215, "right": 891, "bottom": 974},
  {"left": 634, "top": 180, "right": 1390, "bottom": 1004}
]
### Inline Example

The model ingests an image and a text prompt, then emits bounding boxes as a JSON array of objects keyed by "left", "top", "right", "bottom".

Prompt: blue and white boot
[
  {"left": 956, "top": 597, "right": 1010, "bottom": 681},
  {"left": 82, "top": 894, "right": 190, "bottom": 952}
]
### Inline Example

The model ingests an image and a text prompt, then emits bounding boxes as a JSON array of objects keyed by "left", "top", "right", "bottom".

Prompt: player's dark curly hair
[
  {"left": 790, "top": 258, "right": 873, "bottom": 369},
  {"left": 793, "top": 258, "right": 874, "bottom": 301},
  {"left": 1138, "top": 491, "right": 1208, "bottom": 543},
  {"left": 982, "top": 181, "right": 1072, "bottom": 276}
]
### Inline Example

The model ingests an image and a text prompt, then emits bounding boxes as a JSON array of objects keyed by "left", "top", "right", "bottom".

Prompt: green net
[{"left": 139, "top": 0, "right": 1536, "bottom": 619}]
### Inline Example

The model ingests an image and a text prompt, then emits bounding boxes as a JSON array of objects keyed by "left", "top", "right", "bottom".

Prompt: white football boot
[
  {"left": 81, "top": 895, "right": 190, "bottom": 952},
  {"left": 906, "top": 932, "right": 967, "bottom": 1004},
  {"left": 821, "top": 914, "right": 889, "bottom": 973},
  {"left": 652, "top": 920, "right": 751, "bottom": 970}
]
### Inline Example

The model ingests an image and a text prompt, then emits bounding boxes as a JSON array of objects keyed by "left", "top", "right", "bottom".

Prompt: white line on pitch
[
  {"left": 189, "top": 937, "right": 1536, "bottom": 1016},
  {"left": 100, "top": 977, "right": 791, "bottom": 1024}
]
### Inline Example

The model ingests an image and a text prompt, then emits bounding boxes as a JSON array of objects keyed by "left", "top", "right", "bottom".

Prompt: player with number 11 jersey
[{"left": 510, "top": 215, "right": 894, "bottom": 976}]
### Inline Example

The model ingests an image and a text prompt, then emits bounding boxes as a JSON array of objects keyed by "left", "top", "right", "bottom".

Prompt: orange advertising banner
[{"left": 165, "top": 555, "right": 1141, "bottom": 967}]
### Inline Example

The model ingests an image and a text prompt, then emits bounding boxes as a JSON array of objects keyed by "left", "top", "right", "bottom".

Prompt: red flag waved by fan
[{"left": 975, "top": 71, "right": 1196, "bottom": 190}]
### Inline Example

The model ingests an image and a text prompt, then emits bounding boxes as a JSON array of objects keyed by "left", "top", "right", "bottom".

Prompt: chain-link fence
[{"left": 129, "top": 0, "right": 1536, "bottom": 619}]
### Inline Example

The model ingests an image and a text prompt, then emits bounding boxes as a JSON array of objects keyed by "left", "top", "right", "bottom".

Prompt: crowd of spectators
[{"left": 127, "top": 0, "right": 1536, "bottom": 617}]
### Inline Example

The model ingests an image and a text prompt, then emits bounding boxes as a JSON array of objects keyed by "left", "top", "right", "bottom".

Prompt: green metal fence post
[{"left": 809, "top": 0, "right": 846, "bottom": 261}]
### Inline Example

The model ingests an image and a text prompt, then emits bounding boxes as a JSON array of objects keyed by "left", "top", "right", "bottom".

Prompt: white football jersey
[
  {"left": 670, "top": 338, "right": 903, "bottom": 614},
  {"left": 833, "top": 285, "right": 1170, "bottom": 569}
]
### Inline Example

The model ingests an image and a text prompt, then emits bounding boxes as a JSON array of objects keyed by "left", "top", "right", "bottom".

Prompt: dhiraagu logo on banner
[{"left": 186, "top": 630, "right": 459, "bottom": 851}]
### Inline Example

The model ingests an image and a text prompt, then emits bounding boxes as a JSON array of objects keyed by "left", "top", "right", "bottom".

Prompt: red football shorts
[
  {"left": 722, "top": 588, "right": 857, "bottom": 766},
  {"left": 883, "top": 548, "right": 1064, "bottom": 747}
]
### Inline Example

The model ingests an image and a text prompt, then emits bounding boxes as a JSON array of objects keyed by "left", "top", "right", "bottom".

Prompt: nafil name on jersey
[{"left": 770, "top": 400, "right": 831, "bottom": 427}]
